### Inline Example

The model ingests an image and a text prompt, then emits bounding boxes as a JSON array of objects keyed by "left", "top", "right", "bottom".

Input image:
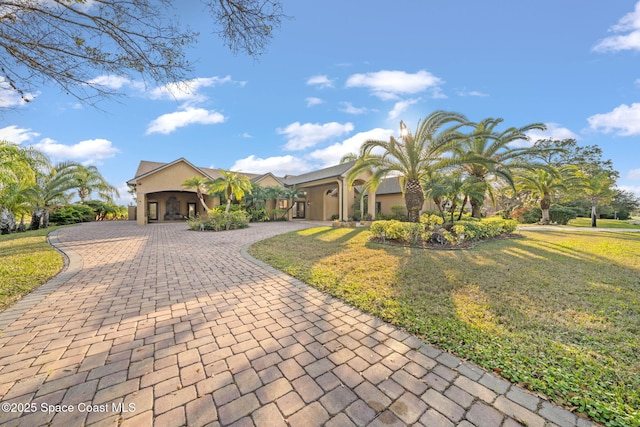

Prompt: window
[{"left": 376, "top": 202, "right": 382, "bottom": 214}]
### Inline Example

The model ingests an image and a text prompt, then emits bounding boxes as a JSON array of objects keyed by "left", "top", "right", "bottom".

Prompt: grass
[
  {"left": 0, "top": 227, "right": 65, "bottom": 311},
  {"left": 567, "top": 217, "right": 640, "bottom": 229},
  {"left": 249, "top": 227, "right": 640, "bottom": 426}
]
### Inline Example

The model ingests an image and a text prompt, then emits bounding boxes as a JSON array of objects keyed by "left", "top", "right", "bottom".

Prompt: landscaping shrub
[
  {"left": 247, "top": 207, "right": 269, "bottom": 222},
  {"left": 549, "top": 204, "right": 578, "bottom": 225},
  {"left": 419, "top": 213, "right": 444, "bottom": 228},
  {"left": 390, "top": 205, "right": 406, "bottom": 220},
  {"left": 187, "top": 209, "right": 250, "bottom": 231},
  {"left": 510, "top": 206, "right": 541, "bottom": 223},
  {"left": 50, "top": 204, "right": 96, "bottom": 225},
  {"left": 370, "top": 218, "right": 517, "bottom": 246}
]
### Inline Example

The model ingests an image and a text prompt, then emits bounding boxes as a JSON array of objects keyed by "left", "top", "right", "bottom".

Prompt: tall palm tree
[
  {"left": 515, "top": 166, "right": 584, "bottom": 224},
  {"left": 182, "top": 176, "right": 210, "bottom": 211},
  {"left": 455, "top": 118, "right": 546, "bottom": 218},
  {"left": 72, "top": 164, "right": 119, "bottom": 203},
  {"left": 207, "top": 170, "right": 252, "bottom": 213},
  {"left": 349, "top": 111, "right": 468, "bottom": 222},
  {"left": 583, "top": 171, "right": 615, "bottom": 228}
]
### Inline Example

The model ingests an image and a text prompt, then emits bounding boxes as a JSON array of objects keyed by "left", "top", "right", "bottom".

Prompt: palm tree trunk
[
  {"left": 457, "top": 195, "right": 468, "bottom": 221},
  {"left": 540, "top": 193, "right": 551, "bottom": 224},
  {"left": 470, "top": 199, "right": 482, "bottom": 218},
  {"left": 30, "top": 209, "right": 43, "bottom": 230},
  {"left": 405, "top": 179, "right": 424, "bottom": 223},
  {"left": 591, "top": 204, "right": 597, "bottom": 227},
  {"left": 0, "top": 204, "right": 15, "bottom": 234}
]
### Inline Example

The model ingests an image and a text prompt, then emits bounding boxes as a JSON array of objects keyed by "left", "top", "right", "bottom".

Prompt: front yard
[
  {"left": 249, "top": 226, "right": 640, "bottom": 426},
  {"left": 0, "top": 227, "right": 64, "bottom": 310}
]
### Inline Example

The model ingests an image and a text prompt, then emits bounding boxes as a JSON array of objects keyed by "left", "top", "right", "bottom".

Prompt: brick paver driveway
[{"left": 0, "top": 222, "right": 598, "bottom": 427}]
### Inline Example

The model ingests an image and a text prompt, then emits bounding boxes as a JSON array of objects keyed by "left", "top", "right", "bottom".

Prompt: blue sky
[{"left": 2, "top": 1, "right": 640, "bottom": 205}]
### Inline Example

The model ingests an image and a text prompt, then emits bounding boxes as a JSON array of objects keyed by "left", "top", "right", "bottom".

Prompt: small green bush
[
  {"left": 50, "top": 204, "right": 96, "bottom": 224},
  {"left": 187, "top": 210, "right": 250, "bottom": 231},
  {"left": 511, "top": 206, "right": 541, "bottom": 224},
  {"left": 370, "top": 217, "right": 517, "bottom": 246},
  {"left": 549, "top": 204, "right": 578, "bottom": 225},
  {"left": 390, "top": 205, "right": 406, "bottom": 220}
]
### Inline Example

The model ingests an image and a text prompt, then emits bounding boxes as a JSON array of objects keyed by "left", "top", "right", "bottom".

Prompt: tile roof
[{"left": 281, "top": 161, "right": 356, "bottom": 186}]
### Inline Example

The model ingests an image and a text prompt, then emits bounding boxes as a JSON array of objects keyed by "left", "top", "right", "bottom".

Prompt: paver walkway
[{"left": 0, "top": 222, "right": 599, "bottom": 427}]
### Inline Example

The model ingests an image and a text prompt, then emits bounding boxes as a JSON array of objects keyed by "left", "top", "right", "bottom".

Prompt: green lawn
[
  {"left": 0, "top": 227, "right": 64, "bottom": 311},
  {"left": 249, "top": 227, "right": 640, "bottom": 426},
  {"left": 567, "top": 217, "right": 640, "bottom": 229}
]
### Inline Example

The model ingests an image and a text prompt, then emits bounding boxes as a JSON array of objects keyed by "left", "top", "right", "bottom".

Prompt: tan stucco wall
[
  {"left": 135, "top": 161, "right": 217, "bottom": 224},
  {"left": 137, "top": 162, "right": 206, "bottom": 193},
  {"left": 303, "top": 184, "right": 344, "bottom": 221},
  {"left": 376, "top": 195, "right": 436, "bottom": 217}
]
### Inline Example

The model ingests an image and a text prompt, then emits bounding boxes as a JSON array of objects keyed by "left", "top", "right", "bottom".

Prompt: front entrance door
[
  {"left": 293, "top": 201, "right": 306, "bottom": 219},
  {"left": 148, "top": 202, "right": 158, "bottom": 221},
  {"left": 187, "top": 203, "right": 197, "bottom": 218}
]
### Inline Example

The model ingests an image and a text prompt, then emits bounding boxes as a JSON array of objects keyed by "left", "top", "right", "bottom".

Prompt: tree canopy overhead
[{"left": 0, "top": 0, "right": 285, "bottom": 105}]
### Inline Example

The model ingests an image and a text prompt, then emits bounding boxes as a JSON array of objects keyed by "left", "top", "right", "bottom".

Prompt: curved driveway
[{"left": 0, "top": 222, "right": 598, "bottom": 426}]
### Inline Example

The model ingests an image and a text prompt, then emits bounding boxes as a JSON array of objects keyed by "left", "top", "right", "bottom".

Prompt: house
[{"left": 127, "top": 158, "right": 435, "bottom": 225}]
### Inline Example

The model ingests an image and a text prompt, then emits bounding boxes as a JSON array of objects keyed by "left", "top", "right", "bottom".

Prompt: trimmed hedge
[
  {"left": 370, "top": 217, "right": 517, "bottom": 246},
  {"left": 187, "top": 210, "right": 250, "bottom": 231}
]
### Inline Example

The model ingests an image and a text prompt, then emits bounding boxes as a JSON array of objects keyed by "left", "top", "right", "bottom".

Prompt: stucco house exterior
[{"left": 127, "top": 158, "right": 435, "bottom": 225}]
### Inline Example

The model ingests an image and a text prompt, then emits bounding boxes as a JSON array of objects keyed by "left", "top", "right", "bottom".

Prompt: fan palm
[
  {"left": 349, "top": 111, "right": 467, "bottom": 222},
  {"left": 455, "top": 118, "right": 546, "bottom": 218},
  {"left": 207, "top": 170, "right": 252, "bottom": 213}
]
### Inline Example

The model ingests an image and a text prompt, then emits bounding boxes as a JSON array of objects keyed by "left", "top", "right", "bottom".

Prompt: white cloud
[
  {"left": 306, "top": 97, "right": 324, "bottom": 107},
  {"left": 231, "top": 155, "right": 312, "bottom": 176},
  {"left": 345, "top": 70, "right": 443, "bottom": 100},
  {"left": 307, "top": 75, "right": 335, "bottom": 89},
  {"left": 588, "top": 103, "right": 640, "bottom": 135},
  {"left": 627, "top": 168, "right": 640, "bottom": 180},
  {"left": 33, "top": 138, "right": 119, "bottom": 162},
  {"left": 277, "top": 121, "right": 354, "bottom": 151},
  {"left": 0, "top": 77, "right": 35, "bottom": 107},
  {"left": 148, "top": 76, "right": 235, "bottom": 106},
  {"left": 457, "top": 89, "right": 489, "bottom": 97},
  {"left": 339, "top": 102, "right": 370, "bottom": 115},
  {"left": 593, "top": 2, "right": 640, "bottom": 52},
  {"left": 308, "top": 128, "right": 394, "bottom": 167},
  {"left": 618, "top": 184, "right": 640, "bottom": 197},
  {"left": 523, "top": 123, "right": 580, "bottom": 147},
  {"left": 0, "top": 125, "right": 40, "bottom": 144},
  {"left": 146, "top": 108, "right": 226, "bottom": 135},
  {"left": 388, "top": 98, "right": 421, "bottom": 120},
  {"left": 87, "top": 75, "right": 137, "bottom": 91}
]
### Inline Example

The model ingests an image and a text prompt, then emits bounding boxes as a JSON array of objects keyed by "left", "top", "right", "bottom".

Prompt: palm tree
[
  {"left": 182, "top": 176, "right": 211, "bottom": 211},
  {"left": 26, "top": 162, "right": 78, "bottom": 229},
  {"left": 515, "top": 166, "right": 584, "bottom": 224},
  {"left": 72, "top": 164, "right": 119, "bottom": 203},
  {"left": 455, "top": 118, "right": 546, "bottom": 218},
  {"left": 583, "top": 171, "right": 615, "bottom": 228},
  {"left": 275, "top": 185, "right": 305, "bottom": 219},
  {"left": 349, "top": 111, "right": 468, "bottom": 222},
  {"left": 207, "top": 170, "right": 252, "bottom": 213},
  {"left": 0, "top": 141, "right": 50, "bottom": 232}
]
